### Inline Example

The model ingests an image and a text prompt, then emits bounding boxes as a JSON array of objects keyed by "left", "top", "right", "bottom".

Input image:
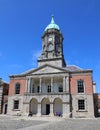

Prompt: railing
[{"left": 24, "top": 91, "right": 69, "bottom": 96}]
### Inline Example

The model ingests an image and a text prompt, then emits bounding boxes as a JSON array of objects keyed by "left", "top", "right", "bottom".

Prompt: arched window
[{"left": 15, "top": 83, "right": 20, "bottom": 94}]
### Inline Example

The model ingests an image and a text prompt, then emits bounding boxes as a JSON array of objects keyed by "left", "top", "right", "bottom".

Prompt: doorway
[
  {"left": 4, "top": 104, "right": 7, "bottom": 114},
  {"left": 46, "top": 104, "right": 50, "bottom": 115}
]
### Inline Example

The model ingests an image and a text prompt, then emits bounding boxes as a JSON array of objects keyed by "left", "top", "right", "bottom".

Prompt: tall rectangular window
[
  {"left": 78, "top": 100, "right": 85, "bottom": 110},
  {"left": 59, "top": 85, "right": 63, "bottom": 92},
  {"left": 15, "top": 83, "right": 20, "bottom": 94},
  {"left": 14, "top": 100, "right": 19, "bottom": 109},
  {"left": 47, "top": 85, "right": 51, "bottom": 93},
  {"left": 77, "top": 80, "right": 84, "bottom": 93},
  {"left": 37, "top": 86, "right": 40, "bottom": 93}
]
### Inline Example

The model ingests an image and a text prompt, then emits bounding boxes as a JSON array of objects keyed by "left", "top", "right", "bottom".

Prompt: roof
[
  {"left": 45, "top": 16, "right": 60, "bottom": 31},
  {"left": 65, "top": 65, "right": 83, "bottom": 71}
]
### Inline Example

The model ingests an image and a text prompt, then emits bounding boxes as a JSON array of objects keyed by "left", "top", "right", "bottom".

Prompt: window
[
  {"left": 37, "top": 86, "right": 40, "bottom": 93},
  {"left": 77, "top": 80, "right": 84, "bottom": 93},
  {"left": 78, "top": 100, "right": 85, "bottom": 110},
  {"left": 14, "top": 100, "right": 19, "bottom": 110},
  {"left": 15, "top": 83, "right": 20, "bottom": 94},
  {"left": 47, "top": 85, "right": 51, "bottom": 93},
  {"left": 59, "top": 85, "right": 63, "bottom": 92},
  {"left": 32, "top": 85, "right": 34, "bottom": 93}
]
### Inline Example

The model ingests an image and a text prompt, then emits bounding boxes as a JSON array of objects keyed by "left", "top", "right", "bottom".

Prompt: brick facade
[
  {"left": 70, "top": 73, "right": 93, "bottom": 94},
  {"left": 9, "top": 78, "right": 26, "bottom": 96}
]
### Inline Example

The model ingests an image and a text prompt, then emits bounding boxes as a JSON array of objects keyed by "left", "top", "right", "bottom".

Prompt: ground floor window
[
  {"left": 14, "top": 100, "right": 19, "bottom": 110},
  {"left": 78, "top": 99, "right": 85, "bottom": 110}
]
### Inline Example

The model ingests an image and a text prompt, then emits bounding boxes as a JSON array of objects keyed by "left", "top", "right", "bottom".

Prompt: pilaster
[
  {"left": 39, "top": 78, "right": 42, "bottom": 93},
  {"left": 37, "top": 103, "right": 41, "bottom": 116},
  {"left": 50, "top": 103, "right": 54, "bottom": 116},
  {"left": 51, "top": 77, "right": 54, "bottom": 92}
]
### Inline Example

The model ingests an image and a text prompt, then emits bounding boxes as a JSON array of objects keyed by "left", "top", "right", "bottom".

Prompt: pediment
[{"left": 28, "top": 64, "right": 67, "bottom": 75}]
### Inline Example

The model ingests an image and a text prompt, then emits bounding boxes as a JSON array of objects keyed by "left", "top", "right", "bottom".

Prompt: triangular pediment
[
  {"left": 26, "top": 64, "right": 68, "bottom": 75},
  {"left": 10, "top": 64, "right": 70, "bottom": 78}
]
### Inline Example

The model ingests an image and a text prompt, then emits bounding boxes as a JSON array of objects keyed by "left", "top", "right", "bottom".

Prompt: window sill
[
  {"left": 76, "top": 110, "right": 88, "bottom": 112},
  {"left": 14, "top": 94, "right": 21, "bottom": 96},
  {"left": 12, "top": 109, "right": 20, "bottom": 111},
  {"left": 77, "top": 93, "right": 85, "bottom": 94}
]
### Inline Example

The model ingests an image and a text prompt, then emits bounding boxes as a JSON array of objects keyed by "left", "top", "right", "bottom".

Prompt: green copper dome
[{"left": 45, "top": 16, "right": 60, "bottom": 31}]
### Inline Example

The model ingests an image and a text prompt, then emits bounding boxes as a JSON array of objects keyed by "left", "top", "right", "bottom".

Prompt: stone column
[
  {"left": 63, "top": 76, "right": 66, "bottom": 92},
  {"left": 51, "top": 77, "right": 54, "bottom": 92},
  {"left": 37, "top": 103, "right": 41, "bottom": 116},
  {"left": 66, "top": 76, "right": 69, "bottom": 92},
  {"left": 30, "top": 78, "right": 32, "bottom": 93},
  {"left": 30, "top": 79, "right": 34, "bottom": 93},
  {"left": 63, "top": 103, "right": 70, "bottom": 118},
  {"left": 22, "top": 102, "right": 30, "bottom": 116},
  {"left": 50, "top": 103, "right": 54, "bottom": 116},
  {"left": 39, "top": 78, "right": 42, "bottom": 93}
]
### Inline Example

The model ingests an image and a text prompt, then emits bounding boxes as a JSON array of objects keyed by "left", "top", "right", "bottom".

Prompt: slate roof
[{"left": 65, "top": 65, "right": 83, "bottom": 71}]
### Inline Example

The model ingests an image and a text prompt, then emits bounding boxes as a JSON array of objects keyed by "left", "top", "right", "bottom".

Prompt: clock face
[
  {"left": 48, "top": 43, "right": 53, "bottom": 51},
  {"left": 48, "top": 37, "right": 53, "bottom": 42}
]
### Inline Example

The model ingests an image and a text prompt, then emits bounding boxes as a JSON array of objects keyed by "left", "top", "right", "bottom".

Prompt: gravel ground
[
  {"left": 0, "top": 115, "right": 48, "bottom": 130},
  {"left": 0, "top": 115, "right": 100, "bottom": 130}
]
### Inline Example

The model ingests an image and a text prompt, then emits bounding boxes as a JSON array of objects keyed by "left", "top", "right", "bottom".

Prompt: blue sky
[{"left": 0, "top": 0, "right": 100, "bottom": 92}]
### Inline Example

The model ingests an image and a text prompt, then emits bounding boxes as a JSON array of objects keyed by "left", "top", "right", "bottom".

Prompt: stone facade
[{"left": 7, "top": 16, "right": 95, "bottom": 118}]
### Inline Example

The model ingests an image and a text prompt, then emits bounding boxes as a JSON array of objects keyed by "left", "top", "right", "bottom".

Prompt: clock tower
[{"left": 38, "top": 16, "right": 66, "bottom": 67}]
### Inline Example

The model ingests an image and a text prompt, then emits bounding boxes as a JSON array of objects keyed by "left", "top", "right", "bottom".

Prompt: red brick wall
[
  {"left": 70, "top": 74, "right": 93, "bottom": 94},
  {"left": 9, "top": 78, "right": 26, "bottom": 96}
]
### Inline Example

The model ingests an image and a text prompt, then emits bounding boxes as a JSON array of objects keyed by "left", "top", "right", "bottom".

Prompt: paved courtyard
[{"left": 0, "top": 115, "right": 100, "bottom": 130}]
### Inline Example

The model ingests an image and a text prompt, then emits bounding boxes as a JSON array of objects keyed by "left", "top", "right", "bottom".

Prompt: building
[
  {"left": 94, "top": 93, "right": 100, "bottom": 117},
  {"left": 7, "top": 16, "right": 95, "bottom": 118},
  {"left": 0, "top": 78, "right": 9, "bottom": 114}
]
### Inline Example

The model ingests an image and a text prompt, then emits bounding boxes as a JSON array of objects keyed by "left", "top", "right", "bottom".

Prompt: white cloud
[{"left": 31, "top": 50, "right": 42, "bottom": 67}]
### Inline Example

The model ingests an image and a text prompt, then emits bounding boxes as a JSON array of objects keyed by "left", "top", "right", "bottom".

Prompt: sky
[{"left": 0, "top": 0, "right": 100, "bottom": 92}]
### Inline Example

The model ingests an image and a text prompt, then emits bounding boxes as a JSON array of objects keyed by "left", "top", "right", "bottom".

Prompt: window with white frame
[
  {"left": 15, "top": 83, "right": 20, "bottom": 94},
  {"left": 14, "top": 100, "right": 19, "bottom": 110},
  {"left": 78, "top": 99, "right": 85, "bottom": 110},
  {"left": 47, "top": 85, "right": 51, "bottom": 93},
  {"left": 77, "top": 80, "right": 84, "bottom": 93}
]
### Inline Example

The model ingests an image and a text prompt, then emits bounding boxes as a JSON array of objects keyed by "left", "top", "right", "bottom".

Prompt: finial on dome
[{"left": 51, "top": 15, "right": 55, "bottom": 24}]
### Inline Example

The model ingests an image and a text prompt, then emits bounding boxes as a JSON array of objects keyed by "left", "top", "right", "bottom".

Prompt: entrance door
[
  {"left": 4, "top": 104, "right": 7, "bottom": 114},
  {"left": 46, "top": 104, "right": 50, "bottom": 115}
]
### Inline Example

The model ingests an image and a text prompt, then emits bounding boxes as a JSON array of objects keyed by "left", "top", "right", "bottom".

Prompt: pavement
[{"left": 0, "top": 115, "right": 100, "bottom": 130}]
